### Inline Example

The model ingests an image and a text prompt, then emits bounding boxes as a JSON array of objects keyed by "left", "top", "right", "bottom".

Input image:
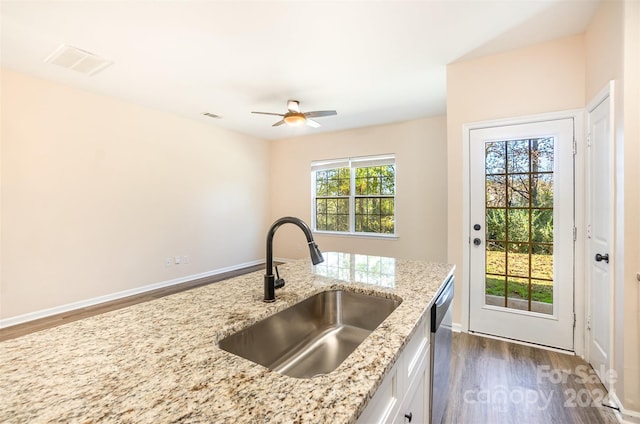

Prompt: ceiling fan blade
[
  {"left": 272, "top": 119, "right": 286, "bottom": 127},
  {"left": 306, "top": 119, "right": 321, "bottom": 128},
  {"left": 287, "top": 100, "right": 300, "bottom": 113},
  {"left": 252, "top": 111, "right": 285, "bottom": 116},
  {"left": 304, "top": 110, "right": 337, "bottom": 118}
]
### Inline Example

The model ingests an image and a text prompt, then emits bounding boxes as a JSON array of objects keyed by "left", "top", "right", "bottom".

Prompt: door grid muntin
[{"left": 484, "top": 137, "right": 555, "bottom": 315}]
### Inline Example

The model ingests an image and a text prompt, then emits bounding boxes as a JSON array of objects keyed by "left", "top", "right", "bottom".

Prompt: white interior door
[
  {"left": 587, "top": 94, "right": 612, "bottom": 386},
  {"left": 469, "top": 119, "right": 575, "bottom": 350}
]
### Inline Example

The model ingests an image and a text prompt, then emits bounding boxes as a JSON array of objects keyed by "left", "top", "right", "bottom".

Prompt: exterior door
[
  {"left": 587, "top": 94, "right": 612, "bottom": 386},
  {"left": 469, "top": 119, "right": 575, "bottom": 350}
]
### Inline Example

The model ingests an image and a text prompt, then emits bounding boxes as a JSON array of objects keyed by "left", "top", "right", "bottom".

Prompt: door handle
[
  {"left": 595, "top": 253, "right": 609, "bottom": 264},
  {"left": 473, "top": 238, "right": 482, "bottom": 246}
]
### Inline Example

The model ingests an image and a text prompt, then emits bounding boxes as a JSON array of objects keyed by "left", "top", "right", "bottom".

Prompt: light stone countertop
[{"left": 0, "top": 252, "right": 454, "bottom": 423}]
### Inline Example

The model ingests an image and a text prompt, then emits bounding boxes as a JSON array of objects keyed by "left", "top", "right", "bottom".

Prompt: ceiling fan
[{"left": 251, "top": 100, "right": 337, "bottom": 128}]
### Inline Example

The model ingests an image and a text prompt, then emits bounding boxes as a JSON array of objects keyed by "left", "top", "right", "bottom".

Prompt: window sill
[{"left": 313, "top": 230, "right": 399, "bottom": 240}]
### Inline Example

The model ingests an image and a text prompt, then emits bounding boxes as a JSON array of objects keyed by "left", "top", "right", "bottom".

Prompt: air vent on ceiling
[
  {"left": 44, "top": 44, "right": 113, "bottom": 76},
  {"left": 202, "top": 112, "right": 222, "bottom": 119}
]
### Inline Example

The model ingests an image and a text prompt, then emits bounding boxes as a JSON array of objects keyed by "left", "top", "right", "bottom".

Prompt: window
[{"left": 312, "top": 155, "right": 396, "bottom": 236}]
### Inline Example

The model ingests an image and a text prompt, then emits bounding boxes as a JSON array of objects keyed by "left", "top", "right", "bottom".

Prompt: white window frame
[{"left": 311, "top": 154, "right": 396, "bottom": 238}]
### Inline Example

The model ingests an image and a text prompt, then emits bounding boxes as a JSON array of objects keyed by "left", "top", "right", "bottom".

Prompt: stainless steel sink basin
[{"left": 218, "top": 290, "right": 402, "bottom": 378}]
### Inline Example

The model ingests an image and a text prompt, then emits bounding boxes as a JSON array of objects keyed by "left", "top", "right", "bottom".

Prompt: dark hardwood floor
[
  {"left": 443, "top": 332, "right": 619, "bottom": 424},
  {"left": 0, "top": 263, "right": 265, "bottom": 342}
]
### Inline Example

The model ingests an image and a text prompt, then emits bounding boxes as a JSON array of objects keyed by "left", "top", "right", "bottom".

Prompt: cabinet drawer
[{"left": 403, "top": 314, "right": 430, "bottom": 383}]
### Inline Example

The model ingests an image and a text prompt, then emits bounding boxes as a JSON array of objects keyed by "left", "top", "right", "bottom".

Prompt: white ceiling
[{"left": 0, "top": 0, "right": 600, "bottom": 140}]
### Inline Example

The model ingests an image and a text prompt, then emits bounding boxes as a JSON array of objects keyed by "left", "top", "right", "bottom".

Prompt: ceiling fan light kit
[
  {"left": 252, "top": 100, "right": 337, "bottom": 129},
  {"left": 283, "top": 113, "right": 306, "bottom": 126}
]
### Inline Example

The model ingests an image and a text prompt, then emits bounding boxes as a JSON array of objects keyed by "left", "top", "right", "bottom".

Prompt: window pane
[
  {"left": 355, "top": 175, "right": 366, "bottom": 195},
  {"left": 508, "top": 174, "right": 529, "bottom": 207},
  {"left": 313, "top": 158, "right": 395, "bottom": 235},
  {"left": 507, "top": 209, "right": 530, "bottom": 242},
  {"left": 327, "top": 198, "right": 337, "bottom": 214},
  {"left": 369, "top": 198, "right": 380, "bottom": 215},
  {"left": 326, "top": 214, "right": 337, "bottom": 231},
  {"left": 355, "top": 215, "right": 367, "bottom": 232},
  {"left": 485, "top": 275, "right": 506, "bottom": 306},
  {"left": 316, "top": 199, "right": 327, "bottom": 214},
  {"left": 381, "top": 216, "right": 394, "bottom": 234},
  {"left": 532, "top": 210, "right": 553, "bottom": 242},
  {"left": 486, "top": 141, "right": 506, "bottom": 174},
  {"left": 316, "top": 213, "right": 327, "bottom": 231},
  {"left": 532, "top": 137, "right": 554, "bottom": 172},
  {"left": 355, "top": 165, "right": 395, "bottom": 196},
  {"left": 381, "top": 176, "right": 395, "bottom": 195},
  {"left": 337, "top": 198, "right": 349, "bottom": 214},
  {"left": 486, "top": 175, "right": 506, "bottom": 207},
  {"left": 486, "top": 241, "right": 506, "bottom": 274},
  {"left": 507, "top": 277, "right": 530, "bottom": 303},
  {"left": 507, "top": 242, "right": 529, "bottom": 277},
  {"left": 486, "top": 208, "right": 506, "bottom": 241},
  {"left": 532, "top": 279, "right": 553, "bottom": 307},
  {"left": 531, "top": 173, "right": 553, "bottom": 208},
  {"left": 316, "top": 172, "right": 328, "bottom": 196},
  {"left": 531, "top": 244, "right": 553, "bottom": 280},
  {"left": 507, "top": 139, "right": 530, "bottom": 173},
  {"left": 337, "top": 215, "right": 349, "bottom": 232},
  {"left": 381, "top": 198, "right": 394, "bottom": 215}
]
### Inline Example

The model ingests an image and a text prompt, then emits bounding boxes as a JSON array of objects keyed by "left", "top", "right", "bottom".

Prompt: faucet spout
[{"left": 264, "top": 217, "right": 324, "bottom": 302}]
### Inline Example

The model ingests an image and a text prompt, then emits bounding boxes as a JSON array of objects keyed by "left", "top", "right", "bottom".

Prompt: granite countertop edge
[{"left": 0, "top": 253, "right": 455, "bottom": 424}]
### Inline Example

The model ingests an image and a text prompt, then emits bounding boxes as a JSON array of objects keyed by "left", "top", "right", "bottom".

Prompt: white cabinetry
[{"left": 357, "top": 313, "right": 431, "bottom": 424}]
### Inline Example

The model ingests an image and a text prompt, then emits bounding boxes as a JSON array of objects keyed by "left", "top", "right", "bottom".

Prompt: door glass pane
[
  {"left": 484, "top": 138, "right": 555, "bottom": 315},
  {"left": 531, "top": 174, "right": 554, "bottom": 207},
  {"left": 486, "top": 175, "right": 506, "bottom": 207},
  {"left": 507, "top": 175, "right": 530, "bottom": 207},
  {"left": 485, "top": 141, "right": 506, "bottom": 174}
]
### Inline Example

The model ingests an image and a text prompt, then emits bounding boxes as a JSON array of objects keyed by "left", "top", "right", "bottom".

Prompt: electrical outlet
[
  {"left": 174, "top": 256, "right": 181, "bottom": 265},
  {"left": 165, "top": 257, "right": 172, "bottom": 267},
  {"left": 183, "top": 255, "right": 189, "bottom": 264}
]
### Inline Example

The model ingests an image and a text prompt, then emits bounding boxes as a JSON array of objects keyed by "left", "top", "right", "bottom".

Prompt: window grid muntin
[
  {"left": 484, "top": 137, "right": 554, "bottom": 313},
  {"left": 312, "top": 158, "right": 395, "bottom": 236}
]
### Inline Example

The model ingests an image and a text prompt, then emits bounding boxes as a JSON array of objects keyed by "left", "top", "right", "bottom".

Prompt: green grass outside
[
  {"left": 485, "top": 276, "right": 553, "bottom": 303},
  {"left": 485, "top": 251, "right": 554, "bottom": 304}
]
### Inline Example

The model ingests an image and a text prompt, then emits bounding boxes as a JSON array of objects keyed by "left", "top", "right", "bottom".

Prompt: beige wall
[
  {"left": 622, "top": 0, "right": 640, "bottom": 410},
  {"left": 586, "top": 0, "right": 640, "bottom": 412},
  {"left": 0, "top": 69, "right": 270, "bottom": 320},
  {"left": 269, "top": 117, "right": 448, "bottom": 263},
  {"left": 446, "top": 35, "right": 586, "bottom": 325}
]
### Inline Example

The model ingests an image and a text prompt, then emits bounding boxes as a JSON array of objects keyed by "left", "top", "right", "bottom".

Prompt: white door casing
[
  {"left": 468, "top": 118, "right": 575, "bottom": 350},
  {"left": 586, "top": 82, "right": 614, "bottom": 389}
]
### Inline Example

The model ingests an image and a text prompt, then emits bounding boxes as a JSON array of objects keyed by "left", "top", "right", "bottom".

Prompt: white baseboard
[
  {"left": 0, "top": 259, "right": 264, "bottom": 329},
  {"left": 452, "top": 322, "right": 463, "bottom": 333},
  {"left": 609, "top": 391, "right": 640, "bottom": 423}
]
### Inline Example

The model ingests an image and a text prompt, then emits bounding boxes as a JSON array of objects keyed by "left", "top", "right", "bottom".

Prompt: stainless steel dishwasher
[{"left": 430, "top": 275, "right": 454, "bottom": 424}]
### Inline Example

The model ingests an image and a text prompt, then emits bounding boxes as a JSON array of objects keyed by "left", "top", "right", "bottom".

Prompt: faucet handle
[{"left": 274, "top": 266, "right": 285, "bottom": 289}]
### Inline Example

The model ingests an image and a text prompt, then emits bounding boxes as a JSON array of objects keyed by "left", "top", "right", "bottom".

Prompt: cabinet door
[
  {"left": 398, "top": 370, "right": 426, "bottom": 424},
  {"left": 357, "top": 360, "right": 401, "bottom": 424}
]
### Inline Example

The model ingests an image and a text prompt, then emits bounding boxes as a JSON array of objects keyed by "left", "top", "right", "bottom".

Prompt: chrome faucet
[{"left": 264, "top": 217, "right": 324, "bottom": 302}]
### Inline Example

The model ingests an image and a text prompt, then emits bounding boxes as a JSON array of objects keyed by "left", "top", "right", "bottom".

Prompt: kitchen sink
[{"left": 218, "top": 290, "right": 402, "bottom": 378}]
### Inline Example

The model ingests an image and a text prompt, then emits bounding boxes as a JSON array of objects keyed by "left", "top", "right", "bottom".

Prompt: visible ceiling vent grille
[
  {"left": 202, "top": 112, "right": 221, "bottom": 119},
  {"left": 44, "top": 44, "right": 113, "bottom": 76}
]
